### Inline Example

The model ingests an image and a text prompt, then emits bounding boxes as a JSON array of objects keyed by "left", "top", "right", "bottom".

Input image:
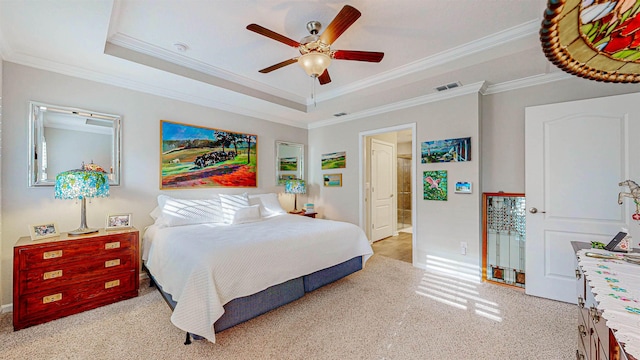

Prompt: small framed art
[
  {"left": 455, "top": 181, "right": 472, "bottom": 194},
  {"left": 106, "top": 214, "right": 132, "bottom": 230},
  {"left": 323, "top": 173, "right": 342, "bottom": 187},
  {"left": 29, "top": 222, "right": 59, "bottom": 241}
]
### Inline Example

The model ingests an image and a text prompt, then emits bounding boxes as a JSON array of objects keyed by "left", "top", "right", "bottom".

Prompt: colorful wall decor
[
  {"left": 423, "top": 170, "right": 447, "bottom": 201},
  {"left": 455, "top": 181, "right": 472, "bottom": 194},
  {"left": 421, "top": 137, "right": 471, "bottom": 163},
  {"left": 279, "top": 157, "right": 298, "bottom": 171},
  {"left": 323, "top": 173, "right": 342, "bottom": 187},
  {"left": 160, "top": 120, "right": 257, "bottom": 189},
  {"left": 321, "top": 151, "right": 346, "bottom": 169}
]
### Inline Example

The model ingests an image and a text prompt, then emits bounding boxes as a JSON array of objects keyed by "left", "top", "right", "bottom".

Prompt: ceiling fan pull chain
[{"left": 312, "top": 76, "right": 317, "bottom": 107}]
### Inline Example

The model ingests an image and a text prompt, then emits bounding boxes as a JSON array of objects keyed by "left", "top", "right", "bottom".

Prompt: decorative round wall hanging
[{"left": 541, "top": 0, "right": 640, "bottom": 82}]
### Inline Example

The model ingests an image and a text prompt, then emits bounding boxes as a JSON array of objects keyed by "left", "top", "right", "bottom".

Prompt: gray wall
[
  {"left": 309, "top": 93, "right": 482, "bottom": 270},
  {"left": 2, "top": 60, "right": 639, "bottom": 309},
  {"left": 0, "top": 62, "right": 307, "bottom": 306}
]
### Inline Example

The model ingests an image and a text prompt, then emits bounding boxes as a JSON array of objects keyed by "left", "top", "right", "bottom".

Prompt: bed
[{"left": 142, "top": 193, "right": 373, "bottom": 343}]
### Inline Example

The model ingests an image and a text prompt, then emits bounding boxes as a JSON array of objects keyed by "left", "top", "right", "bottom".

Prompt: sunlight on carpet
[{"left": 416, "top": 254, "right": 503, "bottom": 322}]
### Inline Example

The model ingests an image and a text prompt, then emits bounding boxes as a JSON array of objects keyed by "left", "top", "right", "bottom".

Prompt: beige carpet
[{"left": 0, "top": 255, "right": 575, "bottom": 359}]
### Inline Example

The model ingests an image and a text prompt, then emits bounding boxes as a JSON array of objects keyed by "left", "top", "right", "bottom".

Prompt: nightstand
[
  {"left": 288, "top": 211, "right": 317, "bottom": 218},
  {"left": 13, "top": 228, "right": 139, "bottom": 330}
]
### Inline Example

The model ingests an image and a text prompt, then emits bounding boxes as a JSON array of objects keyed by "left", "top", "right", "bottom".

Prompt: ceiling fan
[{"left": 246, "top": 5, "right": 384, "bottom": 85}]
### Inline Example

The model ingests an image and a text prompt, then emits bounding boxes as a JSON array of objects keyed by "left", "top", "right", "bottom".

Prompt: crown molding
[
  {"left": 315, "top": 19, "right": 541, "bottom": 103},
  {"left": 108, "top": 33, "right": 306, "bottom": 105},
  {"left": 309, "top": 81, "right": 486, "bottom": 129},
  {"left": 4, "top": 52, "right": 308, "bottom": 129},
  {"left": 483, "top": 71, "right": 574, "bottom": 94}
]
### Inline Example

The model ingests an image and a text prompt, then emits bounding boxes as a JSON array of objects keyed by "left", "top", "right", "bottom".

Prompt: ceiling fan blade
[
  {"left": 318, "top": 69, "right": 331, "bottom": 85},
  {"left": 319, "top": 5, "right": 361, "bottom": 45},
  {"left": 247, "top": 24, "right": 300, "bottom": 48},
  {"left": 258, "top": 58, "right": 298, "bottom": 73},
  {"left": 333, "top": 50, "right": 384, "bottom": 62}
]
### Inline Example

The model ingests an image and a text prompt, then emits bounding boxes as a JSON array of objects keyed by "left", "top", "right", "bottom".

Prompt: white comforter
[{"left": 143, "top": 214, "right": 372, "bottom": 343}]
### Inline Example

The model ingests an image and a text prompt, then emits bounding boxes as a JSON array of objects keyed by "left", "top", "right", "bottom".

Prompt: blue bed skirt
[{"left": 147, "top": 256, "right": 363, "bottom": 336}]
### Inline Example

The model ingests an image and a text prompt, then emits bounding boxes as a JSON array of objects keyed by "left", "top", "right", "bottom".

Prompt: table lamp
[
  {"left": 285, "top": 179, "right": 306, "bottom": 213},
  {"left": 55, "top": 169, "right": 109, "bottom": 235}
]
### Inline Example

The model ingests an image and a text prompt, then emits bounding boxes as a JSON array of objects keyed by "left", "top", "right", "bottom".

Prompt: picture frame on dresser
[
  {"left": 106, "top": 214, "right": 132, "bottom": 230},
  {"left": 28, "top": 222, "right": 59, "bottom": 240}
]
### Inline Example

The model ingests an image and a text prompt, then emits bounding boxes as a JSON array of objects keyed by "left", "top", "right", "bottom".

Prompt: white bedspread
[{"left": 143, "top": 214, "right": 372, "bottom": 343}]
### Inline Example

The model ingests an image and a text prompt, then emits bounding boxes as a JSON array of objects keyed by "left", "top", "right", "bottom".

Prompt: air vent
[
  {"left": 435, "top": 82, "right": 463, "bottom": 92},
  {"left": 333, "top": 112, "right": 348, "bottom": 117}
]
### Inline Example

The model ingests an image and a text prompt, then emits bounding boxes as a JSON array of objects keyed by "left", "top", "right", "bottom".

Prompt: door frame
[{"left": 359, "top": 123, "right": 417, "bottom": 264}]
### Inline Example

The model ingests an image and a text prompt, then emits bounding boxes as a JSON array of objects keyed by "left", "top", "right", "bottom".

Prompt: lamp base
[{"left": 68, "top": 227, "right": 99, "bottom": 236}]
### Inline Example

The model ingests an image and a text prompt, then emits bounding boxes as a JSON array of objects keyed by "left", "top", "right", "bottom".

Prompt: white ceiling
[{"left": 0, "top": 0, "right": 564, "bottom": 128}]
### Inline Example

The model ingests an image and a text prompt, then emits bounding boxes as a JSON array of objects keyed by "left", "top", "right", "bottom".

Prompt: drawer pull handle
[
  {"left": 43, "top": 250, "right": 62, "bottom": 259},
  {"left": 105, "top": 259, "right": 121, "bottom": 268},
  {"left": 105, "top": 241, "right": 120, "bottom": 249},
  {"left": 43, "top": 270, "right": 63, "bottom": 280},
  {"left": 43, "top": 293, "right": 62, "bottom": 304},
  {"left": 578, "top": 324, "right": 587, "bottom": 337},
  {"left": 105, "top": 279, "right": 120, "bottom": 289}
]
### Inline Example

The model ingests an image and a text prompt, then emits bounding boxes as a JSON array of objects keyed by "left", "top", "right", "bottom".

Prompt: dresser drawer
[
  {"left": 14, "top": 229, "right": 139, "bottom": 330},
  {"left": 19, "top": 249, "right": 135, "bottom": 293},
  {"left": 14, "top": 270, "right": 137, "bottom": 329},
  {"left": 16, "top": 233, "right": 136, "bottom": 270}
]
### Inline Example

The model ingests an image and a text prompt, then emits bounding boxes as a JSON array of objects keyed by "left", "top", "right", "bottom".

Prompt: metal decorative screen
[{"left": 482, "top": 193, "right": 526, "bottom": 288}]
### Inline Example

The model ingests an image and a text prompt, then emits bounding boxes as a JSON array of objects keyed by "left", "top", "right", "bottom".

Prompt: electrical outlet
[{"left": 460, "top": 242, "right": 467, "bottom": 255}]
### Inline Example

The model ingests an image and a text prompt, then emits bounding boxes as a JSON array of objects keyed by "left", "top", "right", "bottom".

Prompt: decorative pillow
[
  {"left": 156, "top": 194, "right": 224, "bottom": 227},
  {"left": 231, "top": 204, "right": 262, "bottom": 224},
  {"left": 219, "top": 193, "right": 250, "bottom": 224},
  {"left": 249, "top": 193, "right": 286, "bottom": 217}
]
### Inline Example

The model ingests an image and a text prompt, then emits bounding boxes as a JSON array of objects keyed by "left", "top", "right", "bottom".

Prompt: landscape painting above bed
[{"left": 160, "top": 120, "right": 257, "bottom": 189}]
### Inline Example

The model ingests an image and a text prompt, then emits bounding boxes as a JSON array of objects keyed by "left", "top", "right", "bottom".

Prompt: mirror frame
[
  {"left": 28, "top": 101, "right": 122, "bottom": 187},
  {"left": 275, "top": 141, "right": 304, "bottom": 185}
]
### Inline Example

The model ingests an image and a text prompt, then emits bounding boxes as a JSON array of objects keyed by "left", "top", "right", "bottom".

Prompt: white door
[
  {"left": 371, "top": 139, "right": 395, "bottom": 241},
  {"left": 525, "top": 93, "right": 639, "bottom": 303}
]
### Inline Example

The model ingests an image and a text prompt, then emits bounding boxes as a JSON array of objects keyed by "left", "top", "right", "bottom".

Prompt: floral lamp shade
[
  {"left": 285, "top": 179, "right": 305, "bottom": 212},
  {"left": 55, "top": 169, "right": 109, "bottom": 235},
  {"left": 55, "top": 170, "right": 110, "bottom": 199},
  {"left": 285, "top": 179, "right": 306, "bottom": 194},
  {"left": 541, "top": 0, "right": 640, "bottom": 83}
]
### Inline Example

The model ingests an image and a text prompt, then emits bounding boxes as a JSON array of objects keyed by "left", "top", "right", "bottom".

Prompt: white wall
[
  {"left": 309, "top": 93, "right": 482, "bottom": 271},
  {"left": 0, "top": 62, "right": 307, "bottom": 306}
]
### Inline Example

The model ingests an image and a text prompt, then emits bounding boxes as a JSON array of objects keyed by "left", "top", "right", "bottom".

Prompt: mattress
[{"left": 143, "top": 214, "right": 372, "bottom": 342}]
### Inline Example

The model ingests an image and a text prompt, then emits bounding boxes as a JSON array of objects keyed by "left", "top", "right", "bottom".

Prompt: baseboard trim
[{"left": 1, "top": 303, "right": 13, "bottom": 314}]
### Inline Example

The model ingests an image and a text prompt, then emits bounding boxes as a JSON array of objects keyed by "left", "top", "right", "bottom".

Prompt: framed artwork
[
  {"left": 106, "top": 214, "right": 132, "bottom": 230},
  {"left": 29, "top": 222, "right": 59, "bottom": 240},
  {"left": 423, "top": 170, "right": 447, "bottom": 201},
  {"left": 421, "top": 137, "right": 471, "bottom": 163},
  {"left": 278, "top": 174, "right": 298, "bottom": 185},
  {"left": 160, "top": 120, "right": 258, "bottom": 189},
  {"left": 321, "top": 151, "right": 346, "bottom": 169},
  {"left": 323, "top": 173, "right": 342, "bottom": 187},
  {"left": 279, "top": 157, "right": 298, "bottom": 171},
  {"left": 455, "top": 181, "right": 472, "bottom": 194}
]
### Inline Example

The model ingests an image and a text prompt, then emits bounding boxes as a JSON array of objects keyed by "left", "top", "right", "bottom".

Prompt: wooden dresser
[
  {"left": 573, "top": 241, "right": 637, "bottom": 360},
  {"left": 13, "top": 228, "right": 139, "bottom": 330}
]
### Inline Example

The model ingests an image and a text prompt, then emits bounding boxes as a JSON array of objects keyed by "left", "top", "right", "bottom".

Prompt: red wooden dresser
[{"left": 13, "top": 228, "right": 139, "bottom": 330}]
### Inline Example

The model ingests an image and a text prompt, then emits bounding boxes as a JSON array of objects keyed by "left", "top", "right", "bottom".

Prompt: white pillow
[
  {"left": 231, "top": 204, "right": 262, "bottom": 224},
  {"left": 219, "top": 193, "right": 250, "bottom": 224},
  {"left": 156, "top": 194, "right": 224, "bottom": 227},
  {"left": 249, "top": 193, "right": 286, "bottom": 217}
]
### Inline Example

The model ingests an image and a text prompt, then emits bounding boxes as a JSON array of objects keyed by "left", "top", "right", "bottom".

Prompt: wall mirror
[
  {"left": 275, "top": 141, "right": 304, "bottom": 185},
  {"left": 28, "top": 101, "right": 121, "bottom": 187}
]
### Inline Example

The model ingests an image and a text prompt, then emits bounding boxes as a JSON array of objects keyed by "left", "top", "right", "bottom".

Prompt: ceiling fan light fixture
[{"left": 298, "top": 52, "right": 331, "bottom": 77}]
